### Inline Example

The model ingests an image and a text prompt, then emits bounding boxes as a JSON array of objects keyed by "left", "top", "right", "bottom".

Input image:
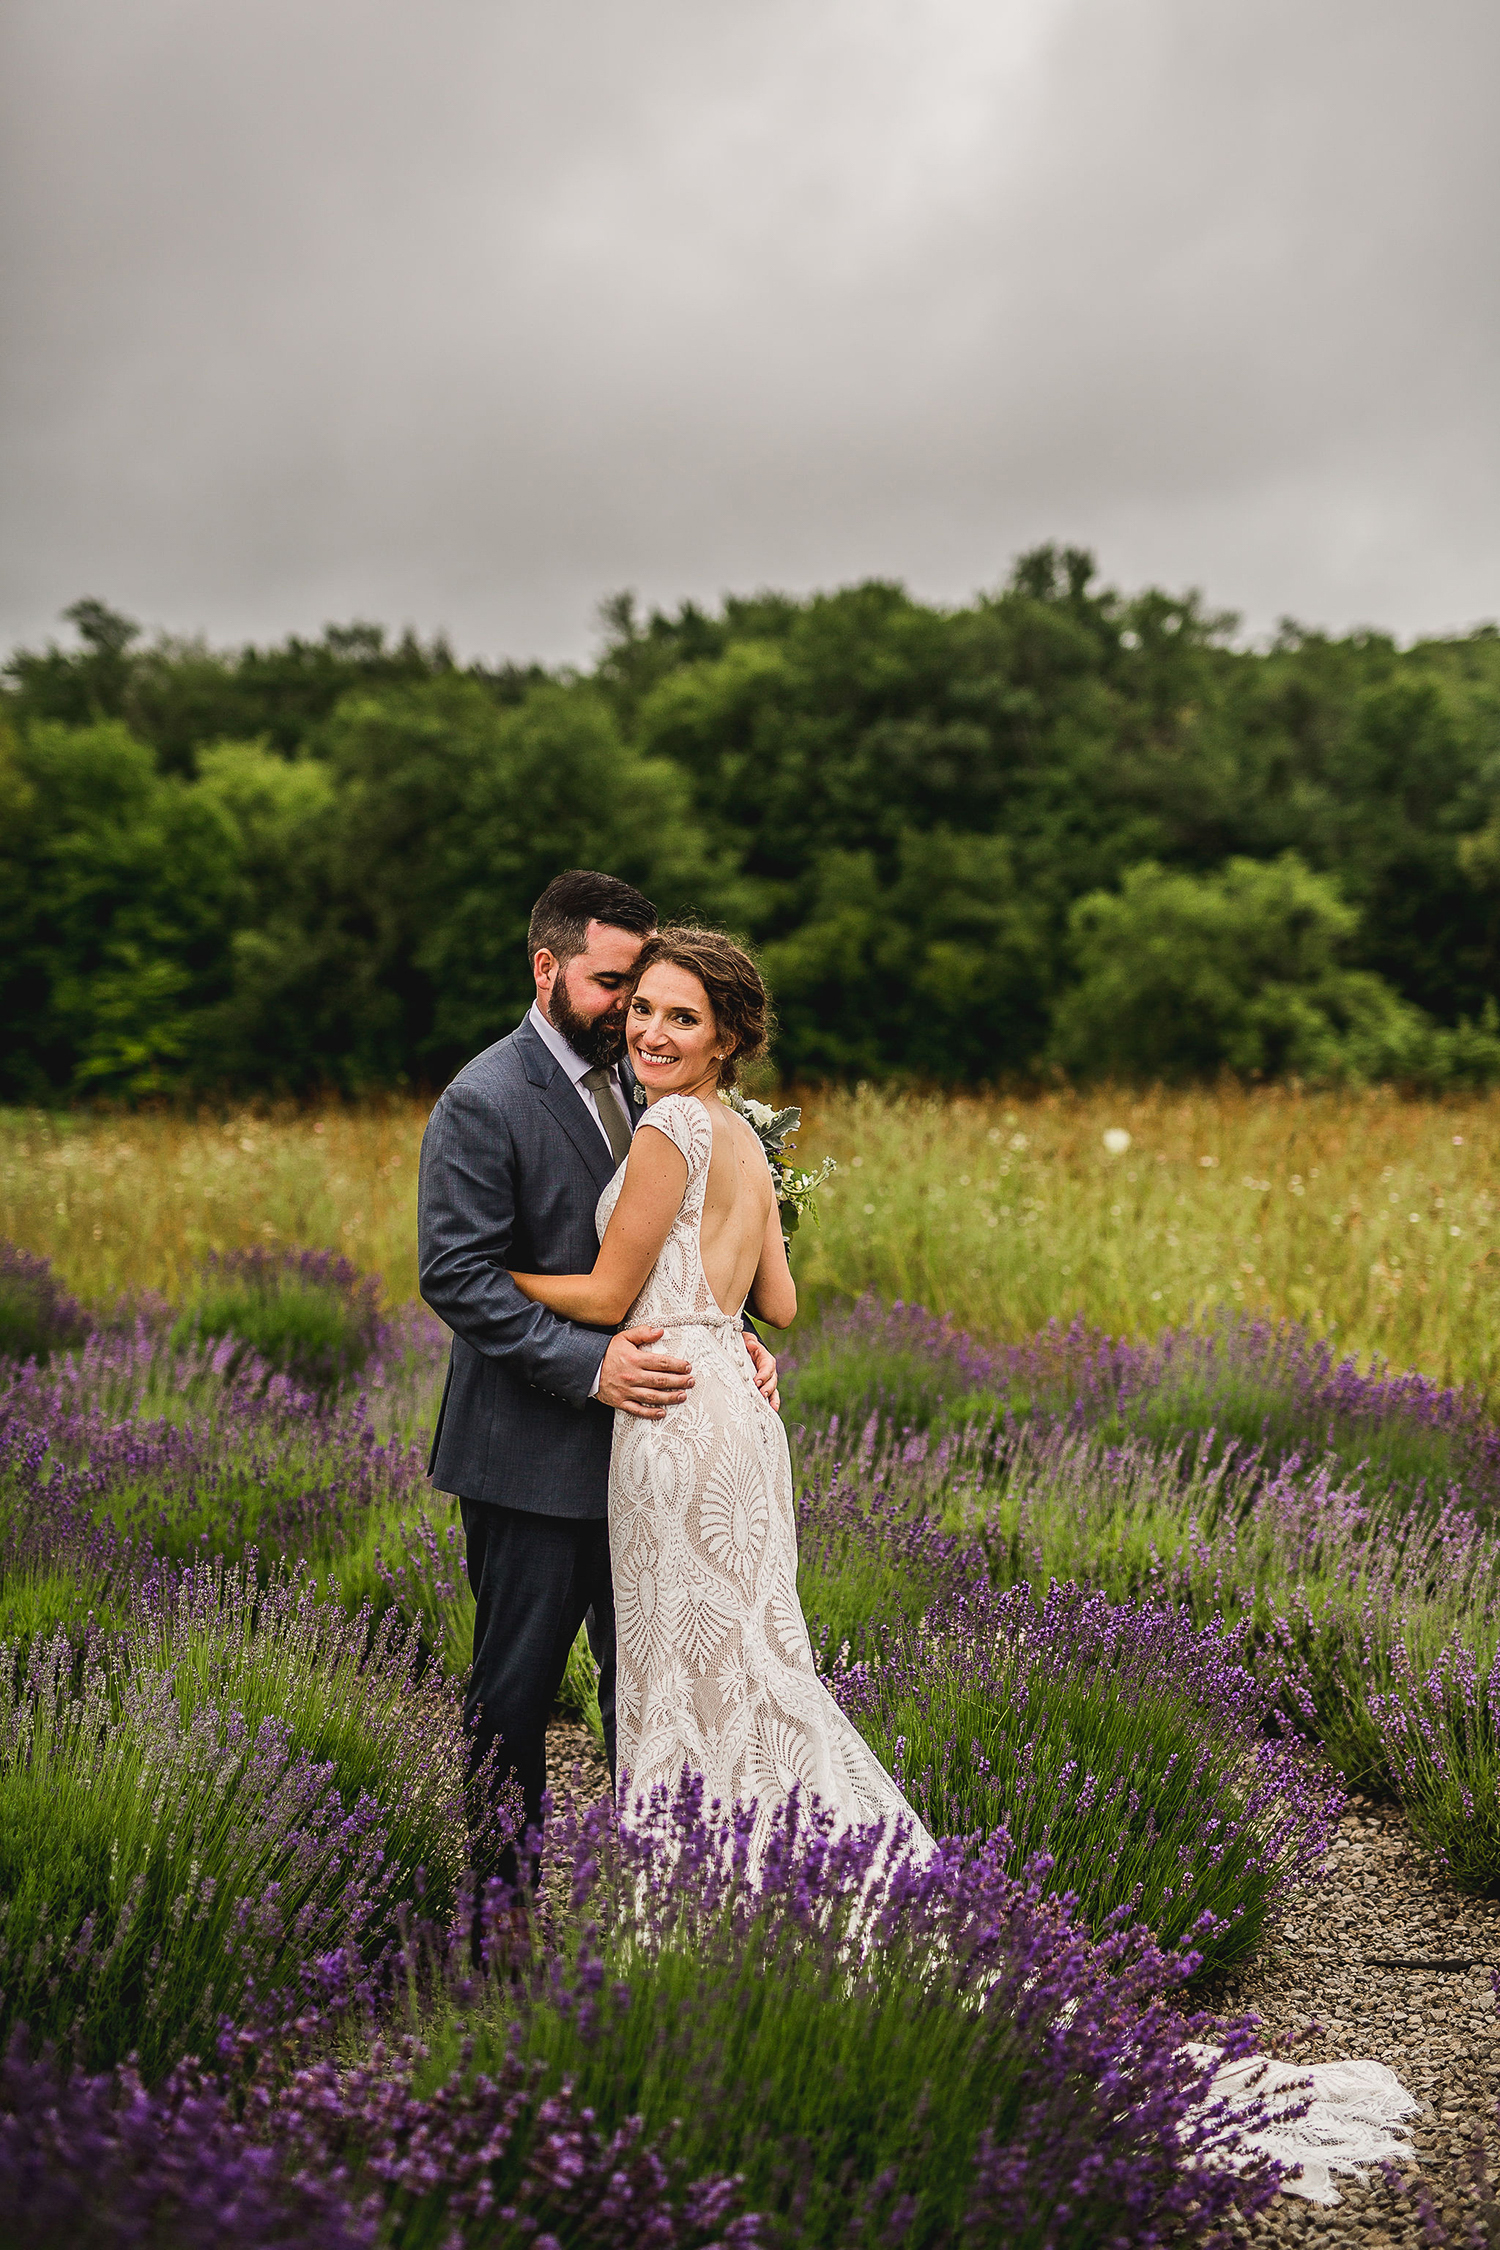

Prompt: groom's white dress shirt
[{"left": 527, "top": 1001, "right": 633, "bottom": 1397}]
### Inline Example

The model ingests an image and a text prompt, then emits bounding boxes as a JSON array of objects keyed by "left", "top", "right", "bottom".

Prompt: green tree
[
  {"left": 187, "top": 676, "right": 748, "bottom": 1092},
  {"left": 760, "top": 833, "right": 1051, "bottom": 1081},
  {"left": 417, "top": 680, "right": 751, "bottom": 1068},
  {"left": 2, "top": 599, "right": 142, "bottom": 732},
  {"left": 1049, "top": 854, "right": 1427, "bottom": 1083},
  {"left": 0, "top": 722, "right": 244, "bottom": 1097},
  {"left": 5, "top": 563, "right": 1500, "bottom": 1099}
]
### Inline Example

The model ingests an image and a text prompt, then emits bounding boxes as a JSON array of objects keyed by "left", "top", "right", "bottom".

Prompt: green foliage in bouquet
[{"left": 720, "top": 1090, "right": 837, "bottom": 1254}]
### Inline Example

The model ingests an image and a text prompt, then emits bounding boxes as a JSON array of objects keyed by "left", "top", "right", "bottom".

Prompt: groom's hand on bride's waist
[{"left": 597, "top": 1326, "right": 695, "bottom": 1417}]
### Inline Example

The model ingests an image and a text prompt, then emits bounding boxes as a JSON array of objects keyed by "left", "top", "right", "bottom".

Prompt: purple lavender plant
[
  {"left": 0, "top": 2031, "right": 371, "bottom": 2250},
  {"left": 1369, "top": 1640, "right": 1500, "bottom": 1893},
  {"left": 0, "top": 1323, "right": 431, "bottom": 1619},
  {"left": 795, "top": 1447, "right": 980, "bottom": 1658},
  {"left": 367, "top": 1503, "right": 468, "bottom": 1661},
  {"left": 182, "top": 1246, "right": 385, "bottom": 1393},
  {"left": 7, "top": 1648, "right": 357, "bottom": 2069},
  {"left": 0, "top": 2020, "right": 760, "bottom": 2250},
  {"left": 356, "top": 1296, "right": 450, "bottom": 1445},
  {"left": 0, "top": 1241, "right": 90, "bottom": 1367},
  {"left": 791, "top": 1376, "right": 1500, "bottom": 1808},
  {"left": 0, "top": 1506, "right": 532, "bottom": 2073},
  {"left": 829, "top": 1580, "right": 1341, "bottom": 1973},
  {"left": 258, "top": 2031, "right": 761, "bottom": 2250},
  {"left": 785, "top": 1293, "right": 1500, "bottom": 1511},
  {"left": 0, "top": 1772, "right": 1296, "bottom": 2250},
  {"left": 403, "top": 1773, "right": 1290, "bottom": 2247},
  {"left": 117, "top": 1557, "right": 513, "bottom": 1920}
]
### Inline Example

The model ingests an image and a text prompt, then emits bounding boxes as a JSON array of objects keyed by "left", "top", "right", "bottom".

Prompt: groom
[{"left": 417, "top": 868, "right": 779, "bottom": 1876}]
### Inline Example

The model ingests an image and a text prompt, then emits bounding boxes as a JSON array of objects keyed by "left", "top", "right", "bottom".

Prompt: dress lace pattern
[
  {"left": 597, "top": 1092, "right": 933, "bottom": 1863},
  {"left": 1185, "top": 2048, "right": 1420, "bottom": 2206}
]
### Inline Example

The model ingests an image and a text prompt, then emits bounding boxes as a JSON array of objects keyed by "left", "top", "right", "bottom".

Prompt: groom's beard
[{"left": 549, "top": 979, "right": 627, "bottom": 1068}]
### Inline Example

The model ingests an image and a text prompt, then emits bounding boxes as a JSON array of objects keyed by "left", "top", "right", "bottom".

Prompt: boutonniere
[{"left": 720, "top": 1091, "right": 837, "bottom": 1253}]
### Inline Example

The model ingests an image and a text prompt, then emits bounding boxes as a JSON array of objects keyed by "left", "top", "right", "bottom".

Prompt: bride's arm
[
  {"left": 509, "top": 1128, "right": 689, "bottom": 1326},
  {"left": 747, "top": 1194, "right": 797, "bottom": 1329}
]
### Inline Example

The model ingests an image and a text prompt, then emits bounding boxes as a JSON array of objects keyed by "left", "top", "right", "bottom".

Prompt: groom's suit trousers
[{"left": 461, "top": 1497, "right": 617, "bottom": 1882}]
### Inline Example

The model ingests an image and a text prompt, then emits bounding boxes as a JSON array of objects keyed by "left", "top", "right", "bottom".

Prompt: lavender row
[
  {"left": 0, "top": 1562, "right": 518, "bottom": 2077},
  {"left": 784, "top": 1291, "right": 1500, "bottom": 1511},
  {"left": 6, "top": 1251, "right": 1495, "bottom": 1897},
  {"left": 827, "top": 1579, "right": 1342, "bottom": 1973},
  {"left": 790, "top": 1316, "right": 1500, "bottom": 1893},
  {"left": 0, "top": 1241, "right": 430, "bottom": 1399},
  {"left": 0, "top": 1315, "right": 447, "bottom": 1635},
  {"left": 3, "top": 1773, "right": 1293, "bottom": 2250}
]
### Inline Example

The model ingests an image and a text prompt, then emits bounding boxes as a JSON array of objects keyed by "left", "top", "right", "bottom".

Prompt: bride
[{"left": 509, "top": 925, "right": 932, "bottom": 1861}]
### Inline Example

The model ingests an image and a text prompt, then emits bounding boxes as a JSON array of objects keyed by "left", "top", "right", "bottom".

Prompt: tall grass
[
  {"left": 0, "top": 1100, "right": 425, "bottom": 1306},
  {"left": 9, "top": 1080, "right": 1500, "bottom": 1386},
  {"left": 794, "top": 1081, "right": 1500, "bottom": 1390}
]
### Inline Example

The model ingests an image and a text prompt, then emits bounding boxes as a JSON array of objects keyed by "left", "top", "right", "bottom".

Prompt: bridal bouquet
[{"left": 721, "top": 1090, "right": 837, "bottom": 1251}]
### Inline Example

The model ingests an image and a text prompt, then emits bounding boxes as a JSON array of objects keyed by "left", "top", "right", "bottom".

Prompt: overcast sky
[{"left": 3, "top": 0, "right": 1496, "bottom": 667}]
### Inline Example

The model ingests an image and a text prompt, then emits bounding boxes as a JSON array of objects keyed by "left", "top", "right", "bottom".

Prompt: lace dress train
[{"left": 1188, "top": 2048, "right": 1420, "bottom": 2206}]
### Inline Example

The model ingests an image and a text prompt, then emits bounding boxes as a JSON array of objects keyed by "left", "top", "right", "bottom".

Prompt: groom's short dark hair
[{"left": 528, "top": 870, "right": 658, "bottom": 967}]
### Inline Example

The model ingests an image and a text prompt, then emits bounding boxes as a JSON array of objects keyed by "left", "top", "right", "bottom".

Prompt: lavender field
[{"left": 3, "top": 1240, "right": 1498, "bottom": 2244}]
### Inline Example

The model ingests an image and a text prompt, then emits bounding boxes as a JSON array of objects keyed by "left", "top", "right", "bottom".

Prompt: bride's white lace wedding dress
[
  {"left": 596, "top": 1091, "right": 933, "bottom": 1864},
  {"left": 596, "top": 1092, "right": 1419, "bottom": 2208}
]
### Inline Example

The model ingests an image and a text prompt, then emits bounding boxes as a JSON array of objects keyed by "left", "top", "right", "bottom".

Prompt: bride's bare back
[{"left": 699, "top": 1103, "right": 777, "bottom": 1317}]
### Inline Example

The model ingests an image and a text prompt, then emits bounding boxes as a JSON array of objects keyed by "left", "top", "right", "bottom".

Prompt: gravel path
[
  {"left": 1221, "top": 1796, "right": 1499, "bottom": 2246},
  {"left": 545, "top": 1717, "right": 611, "bottom": 1804},
  {"left": 541, "top": 1730, "right": 1498, "bottom": 2242}
]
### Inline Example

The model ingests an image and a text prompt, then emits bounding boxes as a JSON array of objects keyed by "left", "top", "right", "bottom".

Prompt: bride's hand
[{"left": 743, "top": 1330, "right": 779, "bottom": 1411}]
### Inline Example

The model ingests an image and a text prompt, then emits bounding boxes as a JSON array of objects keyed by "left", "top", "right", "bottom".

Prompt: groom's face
[{"left": 535, "top": 919, "right": 653, "bottom": 1064}]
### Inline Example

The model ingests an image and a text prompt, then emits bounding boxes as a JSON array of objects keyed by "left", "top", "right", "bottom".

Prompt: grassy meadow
[{"left": 8, "top": 1079, "right": 1500, "bottom": 1388}]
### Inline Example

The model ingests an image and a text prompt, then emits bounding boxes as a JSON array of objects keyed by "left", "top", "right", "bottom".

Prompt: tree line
[{"left": 4, "top": 553, "right": 1500, "bottom": 1101}]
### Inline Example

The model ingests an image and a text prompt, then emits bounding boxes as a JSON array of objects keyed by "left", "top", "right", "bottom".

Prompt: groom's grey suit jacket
[{"left": 418, "top": 1015, "right": 643, "bottom": 1519}]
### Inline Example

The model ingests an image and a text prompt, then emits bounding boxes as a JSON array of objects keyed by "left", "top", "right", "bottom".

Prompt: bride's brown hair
[{"left": 631, "top": 927, "right": 773, "bottom": 1089}]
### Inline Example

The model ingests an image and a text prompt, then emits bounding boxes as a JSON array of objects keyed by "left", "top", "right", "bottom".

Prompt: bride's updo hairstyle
[{"left": 631, "top": 927, "right": 773, "bottom": 1089}]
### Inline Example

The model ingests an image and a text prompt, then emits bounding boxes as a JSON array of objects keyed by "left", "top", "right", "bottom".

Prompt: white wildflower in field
[{"left": 1102, "top": 1128, "right": 1132, "bottom": 1155}]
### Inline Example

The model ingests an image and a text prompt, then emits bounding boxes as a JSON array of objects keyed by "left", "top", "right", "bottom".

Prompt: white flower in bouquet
[{"left": 720, "top": 1089, "right": 837, "bottom": 1249}]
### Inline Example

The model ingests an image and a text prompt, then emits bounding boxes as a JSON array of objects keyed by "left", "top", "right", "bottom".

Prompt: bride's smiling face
[{"left": 627, "top": 963, "right": 727, "bottom": 1099}]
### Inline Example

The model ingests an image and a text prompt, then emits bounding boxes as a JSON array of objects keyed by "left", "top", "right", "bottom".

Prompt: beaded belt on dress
[{"left": 655, "top": 1308, "right": 744, "bottom": 1330}]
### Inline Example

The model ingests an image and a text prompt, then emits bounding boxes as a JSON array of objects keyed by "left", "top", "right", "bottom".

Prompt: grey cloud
[{"left": 2, "top": 0, "right": 1496, "bottom": 664}]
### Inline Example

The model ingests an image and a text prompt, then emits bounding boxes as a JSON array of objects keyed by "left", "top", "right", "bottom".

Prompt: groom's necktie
[{"left": 581, "top": 1064, "right": 633, "bottom": 1168}]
